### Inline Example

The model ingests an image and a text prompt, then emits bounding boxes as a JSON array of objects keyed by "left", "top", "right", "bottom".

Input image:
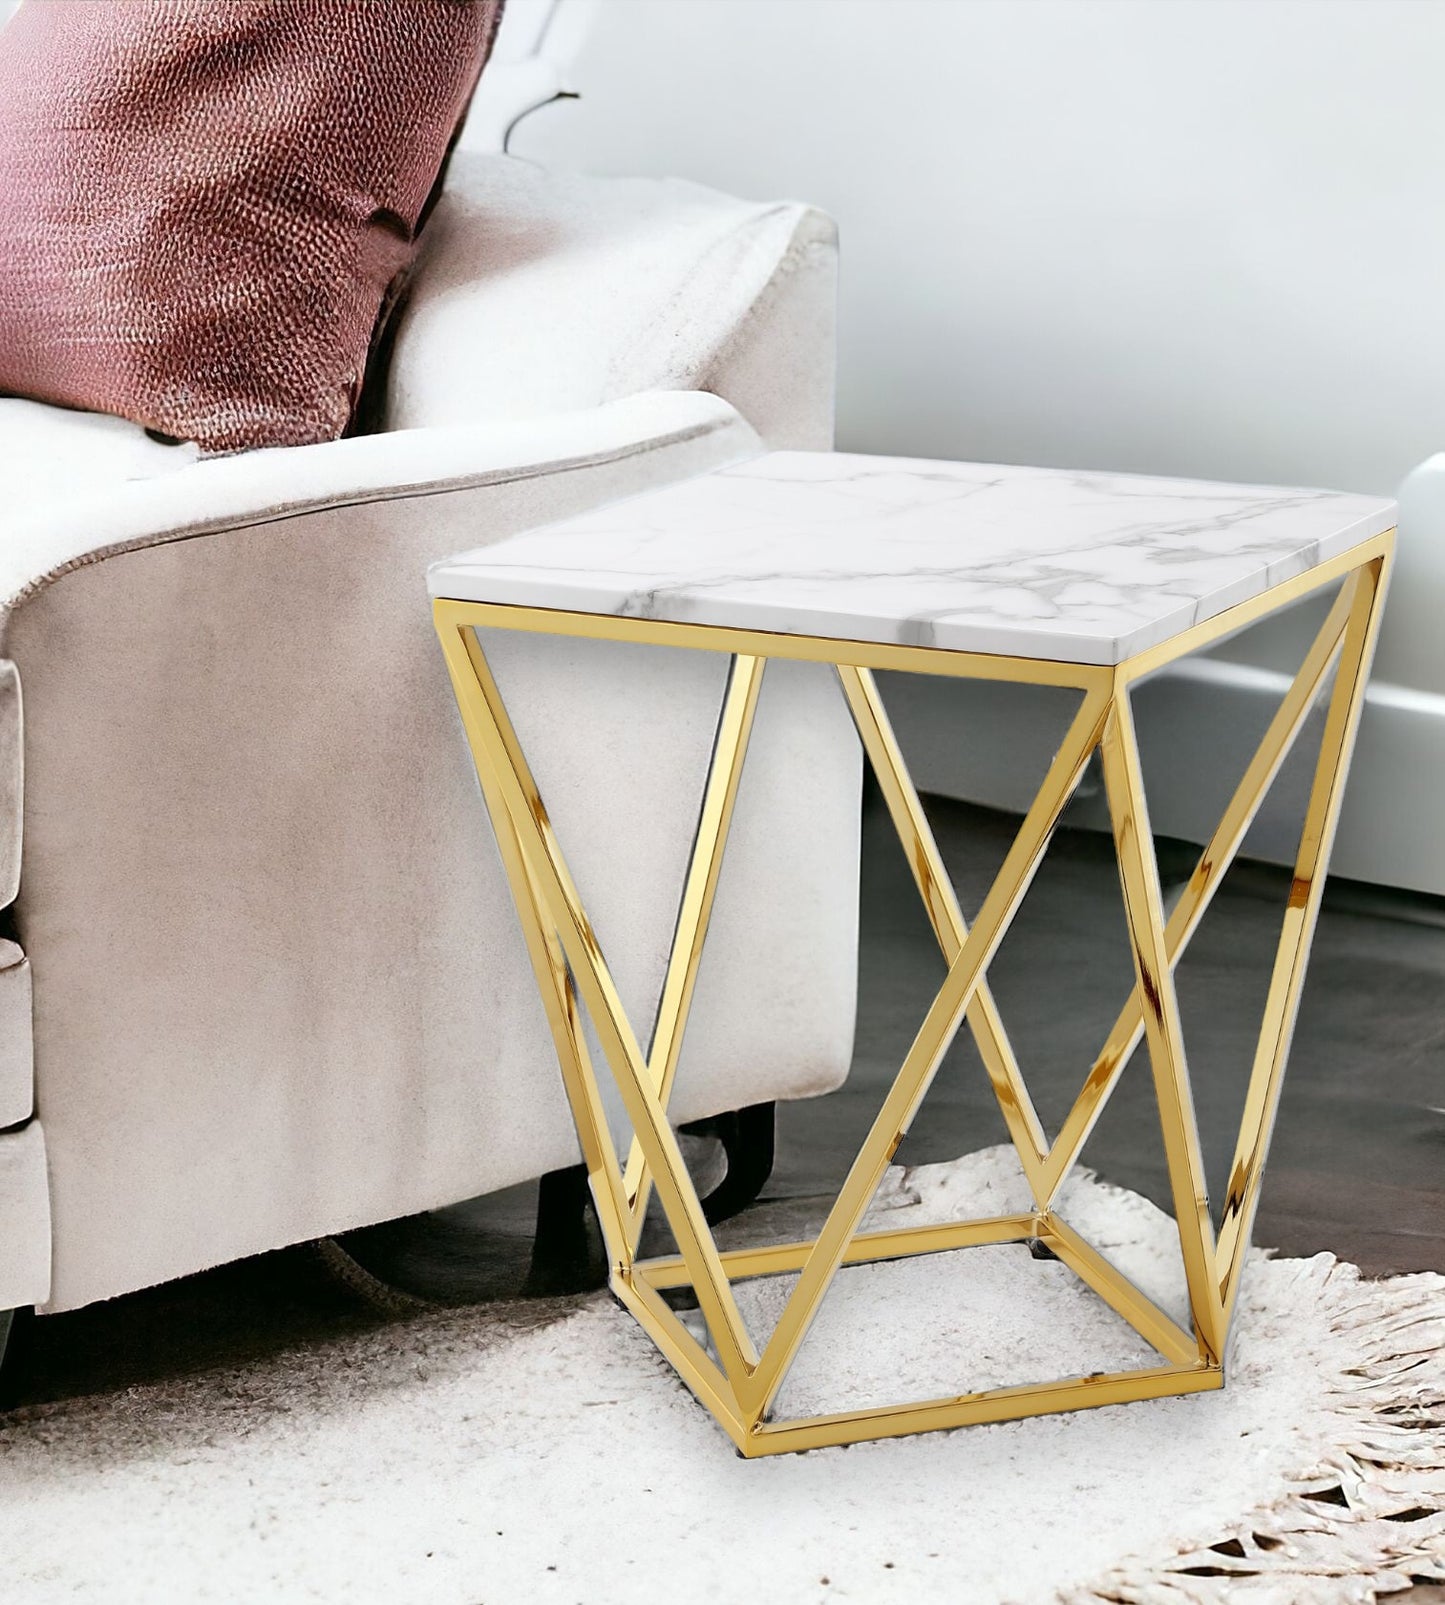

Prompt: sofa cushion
[
  {"left": 0, "top": 0, "right": 501, "bottom": 454},
  {"left": 2, "top": 401, "right": 201, "bottom": 522},
  {"left": 386, "top": 153, "right": 837, "bottom": 428}
]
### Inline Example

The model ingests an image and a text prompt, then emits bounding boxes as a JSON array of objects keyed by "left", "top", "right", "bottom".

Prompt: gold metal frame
[{"left": 432, "top": 528, "right": 1393, "bottom": 1457}]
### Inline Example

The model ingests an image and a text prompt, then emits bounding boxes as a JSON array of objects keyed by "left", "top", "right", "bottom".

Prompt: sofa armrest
[
  {"left": 0, "top": 390, "right": 756, "bottom": 924},
  {"left": 2, "top": 388, "right": 864, "bottom": 1311},
  {"left": 0, "top": 390, "right": 755, "bottom": 616}
]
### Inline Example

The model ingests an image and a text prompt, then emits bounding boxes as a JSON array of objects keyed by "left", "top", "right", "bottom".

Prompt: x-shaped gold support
[{"left": 433, "top": 528, "right": 1391, "bottom": 1456}]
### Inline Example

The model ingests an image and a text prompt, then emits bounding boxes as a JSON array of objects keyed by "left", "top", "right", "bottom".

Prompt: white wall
[
  {"left": 517, "top": 0, "right": 1445, "bottom": 499},
  {"left": 5, "top": 0, "right": 1440, "bottom": 884},
  {"left": 518, "top": 0, "right": 1445, "bottom": 893}
]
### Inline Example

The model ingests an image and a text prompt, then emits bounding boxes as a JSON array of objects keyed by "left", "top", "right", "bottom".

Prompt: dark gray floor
[
  {"left": 778, "top": 786, "right": 1445, "bottom": 1279},
  {"left": 6, "top": 787, "right": 1443, "bottom": 1413}
]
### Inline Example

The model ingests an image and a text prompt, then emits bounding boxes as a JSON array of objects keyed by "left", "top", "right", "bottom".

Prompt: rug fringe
[{"left": 1062, "top": 1258, "right": 1445, "bottom": 1605}]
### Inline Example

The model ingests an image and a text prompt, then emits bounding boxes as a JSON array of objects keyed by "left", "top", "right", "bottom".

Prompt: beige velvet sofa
[{"left": 0, "top": 152, "right": 860, "bottom": 1333}]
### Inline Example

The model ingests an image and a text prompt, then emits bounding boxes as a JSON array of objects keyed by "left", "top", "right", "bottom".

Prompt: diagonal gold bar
[
  {"left": 623, "top": 654, "right": 766, "bottom": 1250},
  {"left": 1214, "top": 551, "right": 1392, "bottom": 1323},
  {"left": 742, "top": 684, "right": 1113, "bottom": 1422},
  {"left": 435, "top": 621, "right": 635, "bottom": 1264},
  {"left": 1100, "top": 691, "right": 1225, "bottom": 1363},
  {"left": 1039, "top": 1213, "right": 1200, "bottom": 1367},
  {"left": 1035, "top": 579, "right": 1356, "bottom": 1206},
  {"left": 512, "top": 836, "right": 640, "bottom": 1259},
  {"left": 835, "top": 664, "right": 1051, "bottom": 1194},
  {"left": 612, "top": 1271, "right": 752, "bottom": 1451},
  {"left": 446, "top": 619, "right": 762, "bottom": 1386}
]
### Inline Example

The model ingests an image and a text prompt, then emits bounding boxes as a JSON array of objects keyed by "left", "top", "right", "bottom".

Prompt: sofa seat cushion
[{"left": 2, "top": 400, "right": 201, "bottom": 522}]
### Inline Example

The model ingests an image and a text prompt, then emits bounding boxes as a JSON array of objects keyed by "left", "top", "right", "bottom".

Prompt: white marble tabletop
[{"left": 428, "top": 451, "right": 1396, "bottom": 665}]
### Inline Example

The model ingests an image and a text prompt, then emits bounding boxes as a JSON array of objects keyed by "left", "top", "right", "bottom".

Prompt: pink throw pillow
[{"left": 0, "top": 0, "right": 502, "bottom": 453}]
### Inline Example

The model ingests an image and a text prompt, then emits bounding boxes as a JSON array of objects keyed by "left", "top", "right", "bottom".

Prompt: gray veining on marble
[{"left": 428, "top": 452, "right": 1396, "bottom": 665}]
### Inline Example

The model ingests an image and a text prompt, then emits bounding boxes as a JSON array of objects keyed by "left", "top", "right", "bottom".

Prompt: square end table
[{"left": 428, "top": 451, "right": 1395, "bottom": 1457}]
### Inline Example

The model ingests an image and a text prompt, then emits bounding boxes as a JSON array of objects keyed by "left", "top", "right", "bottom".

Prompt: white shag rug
[{"left": 1, "top": 1148, "right": 1442, "bottom": 1605}]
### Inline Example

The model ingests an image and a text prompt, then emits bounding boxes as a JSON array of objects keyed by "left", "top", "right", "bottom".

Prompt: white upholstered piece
[
  {"left": 0, "top": 389, "right": 740, "bottom": 604},
  {"left": 0, "top": 940, "right": 32, "bottom": 1130},
  {"left": 457, "top": 0, "right": 598, "bottom": 154},
  {"left": 0, "top": 660, "right": 20, "bottom": 908},
  {"left": 0, "top": 399, "right": 199, "bottom": 517},
  {"left": 386, "top": 153, "right": 837, "bottom": 449},
  {"left": 0, "top": 1122, "right": 49, "bottom": 1310},
  {"left": 0, "top": 152, "right": 851, "bottom": 1314},
  {"left": 8, "top": 396, "right": 859, "bottom": 1313}
]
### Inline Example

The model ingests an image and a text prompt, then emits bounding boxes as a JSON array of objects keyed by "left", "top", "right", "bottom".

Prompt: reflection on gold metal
[
  {"left": 433, "top": 529, "right": 1393, "bottom": 1457},
  {"left": 835, "top": 665, "right": 1053, "bottom": 1196},
  {"left": 1100, "top": 686, "right": 1226, "bottom": 1362},
  {"left": 1214, "top": 557, "right": 1388, "bottom": 1324},
  {"left": 622, "top": 654, "right": 765, "bottom": 1253},
  {"left": 1036, "top": 581, "right": 1356, "bottom": 1208},
  {"left": 740, "top": 682, "right": 1112, "bottom": 1422}
]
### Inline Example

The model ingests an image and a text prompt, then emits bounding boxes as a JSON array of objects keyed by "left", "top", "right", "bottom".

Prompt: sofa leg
[
  {"left": 522, "top": 1163, "right": 606, "bottom": 1296},
  {"left": 0, "top": 1307, "right": 26, "bottom": 1408},
  {"left": 688, "top": 1101, "right": 777, "bottom": 1225},
  {"left": 524, "top": 1101, "right": 779, "bottom": 1295},
  {"left": 324, "top": 1103, "right": 784, "bottom": 1307}
]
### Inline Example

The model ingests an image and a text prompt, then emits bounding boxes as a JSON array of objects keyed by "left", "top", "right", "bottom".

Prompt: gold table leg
[{"left": 433, "top": 530, "right": 1392, "bottom": 1456}]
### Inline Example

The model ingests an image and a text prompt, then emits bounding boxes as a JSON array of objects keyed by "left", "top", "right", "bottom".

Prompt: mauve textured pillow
[{"left": 0, "top": 0, "right": 501, "bottom": 453}]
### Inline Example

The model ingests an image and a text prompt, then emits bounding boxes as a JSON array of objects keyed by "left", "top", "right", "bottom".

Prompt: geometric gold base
[
  {"left": 620, "top": 1216, "right": 1225, "bottom": 1458},
  {"left": 434, "top": 529, "right": 1391, "bottom": 1456}
]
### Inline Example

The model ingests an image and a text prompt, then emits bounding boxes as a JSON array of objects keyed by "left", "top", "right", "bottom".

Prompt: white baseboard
[{"left": 876, "top": 661, "right": 1445, "bottom": 897}]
